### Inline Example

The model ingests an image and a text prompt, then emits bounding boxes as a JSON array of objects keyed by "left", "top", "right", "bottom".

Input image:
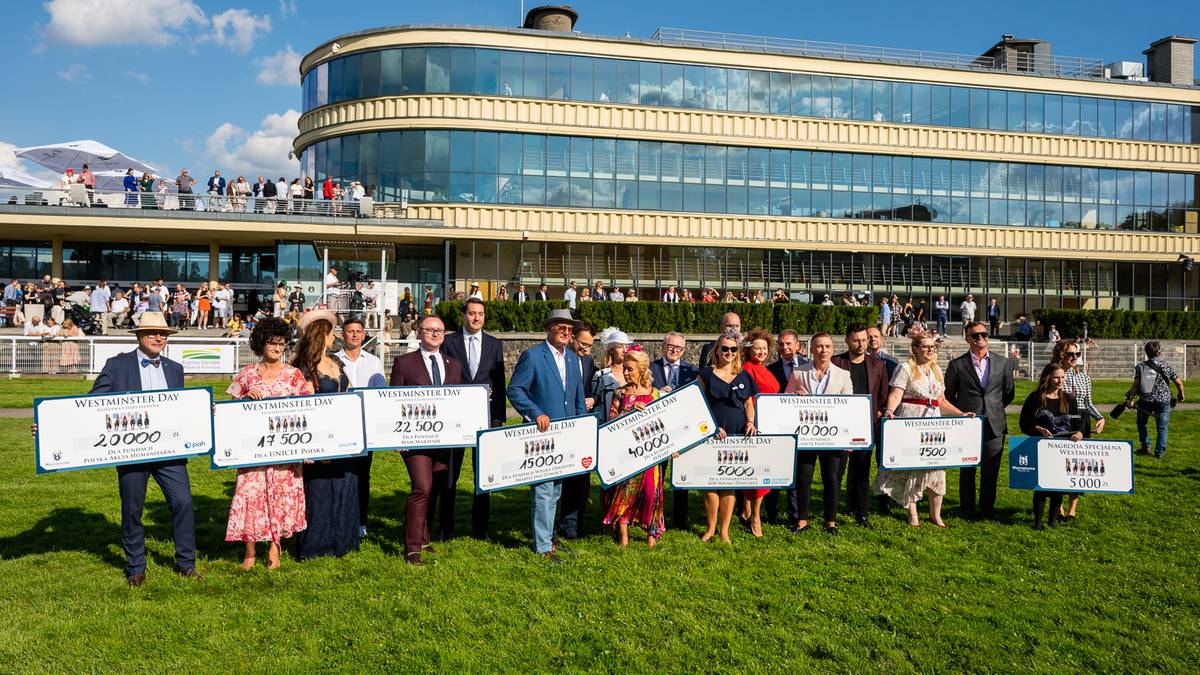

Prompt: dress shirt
[
  {"left": 136, "top": 349, "right": 169, "bottom": 391},
  {"left": 24, "top": 322, "right": 46, "bottom": 336},
  {"left": 562, "top": 288, "right": 576, "bottom": 309},
  {"left": 970, "top": 350, "right": 991, "bottom": 388},
  {"left": 89, "top": 286, "right": 111, "bottom": 312},
  {"left": 665, "top": 359, "right": 680, "bottom": 388},
  {"left": 419, "top": 347, "right": 442, "bottom": 384},
  {"left": 335, "top": 348, "right": 385, "bottom": 388},
  {"left": 546, "top": 340, "right": 567, "bottom": 388},
  {"left": 464, "top": 330, "right": 482, "bottom": 379}
]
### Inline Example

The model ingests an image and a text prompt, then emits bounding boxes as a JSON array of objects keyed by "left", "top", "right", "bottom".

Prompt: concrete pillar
[
  {"left": 209, "top": 242, "right": 220, "bottom": 282},
  {"left": 51, "top": 235, "right": 63, "bottom": 279}
]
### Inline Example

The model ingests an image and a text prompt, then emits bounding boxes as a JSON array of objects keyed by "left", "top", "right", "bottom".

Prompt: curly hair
[
  {"left": 249, "top": 316, "right": 292, "bottom": 356},
  {"left": 622, "top": 349, "right": 653, "bottom": 390},
  {"left": 742, "top": 327, "right": 774, "bottom": 362}
]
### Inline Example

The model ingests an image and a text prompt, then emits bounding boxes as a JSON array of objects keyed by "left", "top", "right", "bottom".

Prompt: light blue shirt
[{"left": 136, "top": 349, "right": 169, "bottom": 391}]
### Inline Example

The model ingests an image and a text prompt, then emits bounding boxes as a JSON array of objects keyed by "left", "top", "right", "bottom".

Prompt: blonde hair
[
  {"left": 622, "top": 350, "right": 653, "bottom": 390},
  {"left": 709, "top": 334, "right": 744, "bottom": 373},
  {"left": 906, "top": 337, "right": 943, "bottom": 383}
]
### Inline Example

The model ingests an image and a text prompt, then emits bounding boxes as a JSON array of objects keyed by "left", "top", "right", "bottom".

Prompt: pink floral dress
[{"left": 224, "top": 364, "right": 313, "bottom": 543}]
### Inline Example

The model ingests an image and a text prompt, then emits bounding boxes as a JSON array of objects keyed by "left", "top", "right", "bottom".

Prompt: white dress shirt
[
  {"left": 464, "top": 330, "right": 482, "bottom": 379},
  {"left": 546, "top": 340, "right": 567, "bottom": 387},
  {"left": 136, "top": 349, "right": 169, "bottom": 391},
  {"left": 335, "top": 348, "right": 384, "bottom": 388},
  {"left": 419, "top": 347, "right": 443, "bottom": 384}
]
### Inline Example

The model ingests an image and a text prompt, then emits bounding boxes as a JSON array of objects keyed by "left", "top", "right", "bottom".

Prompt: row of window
[
  {"left": 300, "top": 130, "right": 1200, "bottom": 232},
  {"left": 301, "top": 45, "right": 1200, "bottom": 144},
  {"left": 61, "top": 245, "right": 276, "bottom": 286}
]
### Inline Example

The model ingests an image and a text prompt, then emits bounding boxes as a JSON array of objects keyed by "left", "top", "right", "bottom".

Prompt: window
[
  {"left": 662, "top": 64, "right": 684, "bottom": 108},
  {"left": 381, "top": 49, "right": 403, "bottom": 95},
  {"left": 402, "top": 48, "right": 426, "bottom": 93},
  {"left": 770, "top": 71, "right": 790, "bottom": 115},
  {"left": 969, "top": 88, "right": 988, "bottom": 128},
  {"left": 638, "top": 61, "right": 661, "bottom": 106},
  {"left": 570, "top": 56, "right": 593, "bottom": 102},
  {"left": 705, "top": 66, "right": 726, "bottom": 111},
  {"left": 851, "top": 79, "right": 872, "bottom": 121},
  {"left": 949, "top": 87, "right": 969, "bottom": 127},
  {"left": 594, "top": 58, "right": 616, "bottom": 102},
  {"left": 1062, "top": 95, "right": 1081, "bottom": 135},
  {"left": 1115, "top": 99, "right": 1133, "bottom": 139},
  {"left": 1044, "top": 95, "right": 1063, "bottom": 134},
  {"left": 1025, "top": 93, "right": 1044, "bottom": 133},
  {"left": 523, "top": 52, "right": 546, "bottom": 98},
  {"left": 449, "top": 48, "right": 474, "bottom": 94},
  {"left": 683, "top": 65, "right": 705, "bottom": 109},
  {"left": 912, "top": 83, "right": 931, "bottom": 125},
  {"left": 872, "top": 80, "right": 891, "bottom": 122},
  {"left": 831, "top": 77, "right": 851, "bottom": 119},
  {"left": 547, "top": 54, "right": 570, "bottom": 99},
  {"left": 791, "top": 74, "right": 811, "bottom": 117},
  {"left": 892, "top": 82, "right": 912, "bottom": 123},
  {"left": 931, "top": 85, "right": 950, "bottom": 126},
  {"left": 360, "top": 50, "right": 380, "bottom": 98},
  {"left": 1079, "top": 97, "right": 1099, "bottom": 137},
  {"left": 1132, "top": 102, "right": 1150, "bottom": 140},
  {"left": 425, "top": 48, "right": 450, "bottom": 93},
  {"left": 811, "top": 76, "right": 832, "bottom": 118},
  {"left": 748, "top": 70, "right": 769, "bottom": 113},
  {"left": 1098, "top": 98, "right": 1116, "bottom": 138},
  {"left": 616, "top": 60, "right": 639, "bottom": 104},
  {"left": 1006, "top": 91, "right": 1025, "bottom": 131},
  {"left": 1150, "top": 103, "right": 1168, "bottom": 142},
  {"left": 988, "top": 89, "right": 1006, "bottom": 131},
  {"left": 727, "top": 69, "right": 749, "bottom": 112},
  {"left": 473, "top": 49, "right": 498, "bottom": 95},
  {"left": 498, "top": 51, "right": 522, "bottom": 96}
]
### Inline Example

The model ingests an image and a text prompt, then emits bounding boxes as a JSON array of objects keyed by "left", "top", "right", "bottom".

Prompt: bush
[
  {"left": 436, "top": 300, "right": 567, "bottom": 332},
  {"left": 1031, "top": 308, "right": 1200, "bottom": 339},
  {"left": 437, "top": 300, "right": 877, "bottom": 334}
]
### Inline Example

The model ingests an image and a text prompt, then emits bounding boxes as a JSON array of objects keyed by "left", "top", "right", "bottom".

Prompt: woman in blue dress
[{"left": 696, "top": 333, "right": 758, "bottom": 543}]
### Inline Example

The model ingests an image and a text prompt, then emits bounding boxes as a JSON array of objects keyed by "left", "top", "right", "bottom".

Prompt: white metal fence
[{"left": 1, "top": 186, "right": 366, "bottom": 218}]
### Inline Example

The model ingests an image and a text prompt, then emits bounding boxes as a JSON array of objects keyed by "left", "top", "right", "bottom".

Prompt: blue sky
[{"left": 1, "top": 0, "right": 1197, "bottom": 183}]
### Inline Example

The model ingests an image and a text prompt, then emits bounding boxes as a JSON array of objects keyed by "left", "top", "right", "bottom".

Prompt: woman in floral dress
[
  {"left": 603, "top": 349, "right": 667, "bottom": 548},
  {"left": 225, "top": 317, "right": 311, "bottom": 569},
  {"left": 873, "top": 336, "right": 974, "bottom": 528}
]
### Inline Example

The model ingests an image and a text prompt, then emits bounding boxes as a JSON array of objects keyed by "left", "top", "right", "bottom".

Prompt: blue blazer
[
  {"left": 90, "top": 349, "right": 184, "bottom": 394},
  {"left": 507, "top": 342, "right": 586, "bottom": 422},
  {"left": 649, "top": 357, "right": 698, "bottom": 391}
]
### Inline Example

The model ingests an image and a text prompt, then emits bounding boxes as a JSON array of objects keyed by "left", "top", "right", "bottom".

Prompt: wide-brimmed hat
[
  {"left": 299, "top": 309, "right": 338, "bottom": 332},
  {"left": 542, "top": 309, "right": 579, "bottom": 329},
  {"left": 132, "top": 312, "right": 177, "bottom": 335},
  {"left": 600, "top": 327, "right": 632, "bottom": 346}
]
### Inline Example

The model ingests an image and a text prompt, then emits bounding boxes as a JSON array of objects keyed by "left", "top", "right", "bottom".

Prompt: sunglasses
[
  {"left": 718, "top": 346, "right": 738, "bottom": 354},
  {"left": 1065, "top": 351, "right": 1081, "bottom": 358},
  {"left": 968, "top": 332, "right": 989, "bottom": 340}
]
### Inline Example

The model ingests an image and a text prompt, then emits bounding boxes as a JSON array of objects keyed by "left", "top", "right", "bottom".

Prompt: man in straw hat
[
  {"left": 91, "top": 312, "right": 199, "bottom": 586},
  {"left": 506, "top": 309, "right": 587, "bottom": 565}
]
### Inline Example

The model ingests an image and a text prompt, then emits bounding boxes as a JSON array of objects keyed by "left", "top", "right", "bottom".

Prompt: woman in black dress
[
  {"left": 291, "top": 309, "right": 361, "bottom": 560},
  {"left": 1019, "top": 363, "right": 1085, "bottom": 531},
  {"left": 696, "top": 333, "right": 758, "bottom": 543}
]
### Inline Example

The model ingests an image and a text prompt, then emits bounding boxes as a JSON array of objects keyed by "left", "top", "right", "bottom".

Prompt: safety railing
[{"left": 0, "top": 187, "right": 364, "bottom": 218}]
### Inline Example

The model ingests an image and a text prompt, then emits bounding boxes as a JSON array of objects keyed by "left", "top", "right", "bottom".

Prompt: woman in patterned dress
[
  {"left": 225, "top": 317, "right": 311, "bottom": 569},
  {"left": 603, "top": 349, "right": 668, "bottom": 548},
  {"left": 873, "top": 336, "right": 974, "bottom": 528},
  {"left": 1051, "top": 339, "right": 1104, "bottom": 521}
]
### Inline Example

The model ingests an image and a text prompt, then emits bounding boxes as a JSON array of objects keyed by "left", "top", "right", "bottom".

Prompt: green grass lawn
[
  {"left": 1, "top": 377, "right": 234, "bottom": 408},
  {"left": 1, "top": 395, "right": 1197, "bottom": 670}
]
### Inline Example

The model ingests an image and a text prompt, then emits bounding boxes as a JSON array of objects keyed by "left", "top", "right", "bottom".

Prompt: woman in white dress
[{"left": 873, "top": 335, "right": 974, "bottom": 528}]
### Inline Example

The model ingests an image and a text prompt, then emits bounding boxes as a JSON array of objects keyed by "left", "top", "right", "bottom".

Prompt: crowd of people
[{"left": 59, "top": 295, "right": 1172, "bottom": 587}]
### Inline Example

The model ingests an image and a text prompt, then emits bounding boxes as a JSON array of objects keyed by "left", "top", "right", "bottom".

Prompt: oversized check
[
  {"left": 879, "top": 416, "right": 983, "bottom": 469},
  {"left": 1008, "top": 436, "right": 1134, "bottom": 493},
  {"left": 356, "top": 385, "right": 490, "bottom": 451},
  {"left": 474, "top": 414, "right": 597, "bottom": 493},
  {"left": 755, "top": 394, "right": 874, "bottom": 450},
  {"left": 212, "top": 392, "right": 366, "bottom": 469},
  {"left": 596, "top": 381, "right": 717, "bottom": 488},
  {"left": 34, "top": 387, "right": 214, "bottom": 474},
  {"left": 671, "top": 435, "right": 797, "bottom": 490}
]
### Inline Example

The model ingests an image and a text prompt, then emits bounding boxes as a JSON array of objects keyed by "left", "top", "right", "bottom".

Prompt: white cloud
[
  {"left": 0, "top": 141, "right": 63, "bottom": 186},
  {"left": 43, "top": 0, "right": 206, "bottom": 47},
  {"left": 258, "top": 45, "right": 301, "bottom": 87},
  {"left": 203, "top": 110, "right": 300, "bottom": 178},
  {"left": 124, "top": 70, "right": 150, "bottom": 84},
  {"left": 278, "top": 0, "right": 297, "bottom": 18},
  {"left": 57, "top": 63, "right": 91, "bottom": 82},
  {"left": 205, "top": 8, "right": 271, "bottom": 55}
]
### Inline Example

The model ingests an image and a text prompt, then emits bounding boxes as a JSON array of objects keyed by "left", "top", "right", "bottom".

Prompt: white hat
[{"left": 600, "top": 327, "right": 632, "bottom": 346}]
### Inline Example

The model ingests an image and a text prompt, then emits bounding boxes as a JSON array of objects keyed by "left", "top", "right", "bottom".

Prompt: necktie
[
  {"left": 430, "top": 355, "right": 442, "bottom": 385},
  {"left": 669, "top": 363, "right": 678, "bottom": 388},
  {"left": 468, "top": 335, "right": 479, "bottom": 380},
  {"left": 141, "top": 358, "right": 161, "bottom": 368}
]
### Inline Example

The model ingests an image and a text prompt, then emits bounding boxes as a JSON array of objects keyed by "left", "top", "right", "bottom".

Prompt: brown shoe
[
  {"left": 405, "top": 553, "right": 424, "bottom": 566},
  {"left": 128, "top": 573, "right": 146, "bottom": 587},
  {"left": 178, "top": 568, "right": 202, "bottom": 580},
  {"left": 541, "top": 552, "right": 565, "bottom": 565}
]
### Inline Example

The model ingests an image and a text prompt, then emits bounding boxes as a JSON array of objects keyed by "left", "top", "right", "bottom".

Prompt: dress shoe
[
  {"left": 405, "top": 553, "right": 424, "bottom": 566},
  {"left": 791, "top": 524, "right": 810, "bottom": 534},
  {"left": 542, "top": 552, "right": 565, "bottom": 565},
  {"left": 127, "top": 573, "right": 146, "bottom": 588},
  {"left": 855, "top": 516, "right": 872, "bottom": 529},
  {"left": 358, "top": 525, "right": 368, "bottom": 538},
  {"left": 1032, "top": 523, "right": 1045, "bottom": 531},
  {"left": 1136, "top": 446, "right": 1150, "bottom": 455},
  {"left": 421, "top": 544, "right": 435, "bottom": 554},
  {"left": 177, "top": 568, "right": 201, "bottom": 580},
  {"left": 824, "top": 525, "right": 838, "bottom": 535}
]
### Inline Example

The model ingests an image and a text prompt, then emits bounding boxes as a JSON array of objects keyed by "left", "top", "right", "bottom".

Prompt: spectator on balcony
[
  {"left": 681, "top": 288, "right": 694, "bottom": 302},
  {"left": 123, "top": 169, "right": 139, "bottom": 206},
  {"left": 79, "top": 164, "right": 96, "bottom": 203},
  {"left": 322, "top": 176, "right": 334, "bottom": 201},
  {"left": 753, "top": 290, "right": 765, "bottom": 304},
  {"left": 303, "top": 177, "right": 315, "bottom": 202},
  {"left": 1, "top": 279, "right": 20, "bottom": 328},
  {"left": 59, "top": 168, "right": 74, "bottom": 191},
  {"left": 773, "top": 289, "right": 788, "bottom": 304},
  {"left": 139, "top": 172, "right": 155, "bottom": 193},
  {"left": 276, "top": 177, "right": 289, "bottom": 213},
  {"left": 514, "top": 283, "right": 528, "bottom": 303},
  {"left": 252, "top": 176, "right": 267, "bottom": 213},
  {"left": 290, "top": 179, "right": 304, "bottom": 210},
  {"left": 231, "top": 176, "right": 251, "bottom": 212},
  {"left": 821, "top": 294, "right": 833, "bottom": 306},
  {"left": 109, "top": 291, "right": 130, "bottom": 329},
  {"left": 90, "top": 279, "right": 112, "bottom": 335},
  {"left": 349, "top": 181, "right": 365, "bottom": 203},
  {"left": 609, "top": 286, "right": 626, "bottom": 302},
  {"left": 564, "top": 280, "right": 578, "bottom": 309},
  {"left": 590, "top": 281, "right": 605, "bottom": 302},
  {"left": 626, "top": 289, "right": 639, "bottom": 303},
  {"left": 723, "top": 291, "right": 735, "bottom": 303},
  {"left": 176, "top": 169, "right": 196, "bottom": 210},
  {"left": 662, "top": 286, "right": 679, "bottom": 303},
  {"left": 24, "top": 314, "right": 46, "bottom": 336},
  {"left": 208, "top": 170, "right": 226, "bottom": 199},
  {"left": 468, "top": 283, "right": 483, "bottom": 301},
  {"left": 536, "top": 283, "right": 549, "bottom": 302},
  {"left": 495, "top": 286, "right": 508, "bottom": 301},
  {"left": 261, "top": 176, "right": 278, "bottom": 213}
]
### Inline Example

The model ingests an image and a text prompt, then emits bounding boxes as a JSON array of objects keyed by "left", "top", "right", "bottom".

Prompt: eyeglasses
[
  {"left": 664, "top": 344, "right": 684, "bottom": 353},
  {"left": 420, "top": 328, "right": 445, "bottom": 336},
  {"left": 552, "top": 325, "right": 575, "bottom": 333},
  {"left": 968, "top": 332, "right": 989, "bottom": 340},
  {"left": 918, "top": 344, "right": 938, "bottom": 351},
  {"left": 1064, "top": 351, "right": 1081, "bottom": 358},
  {"left": 718, "top": 346, "right": 738, "bottom": 354},
  {"left": 265, "top": 340, "right": 287, "bottom": 347},
  {"left": 142, "top": 331, "right": 169, "bottom": 338},
  {"left": 575, "top": 340, "right": 594, "bottom": 348}
]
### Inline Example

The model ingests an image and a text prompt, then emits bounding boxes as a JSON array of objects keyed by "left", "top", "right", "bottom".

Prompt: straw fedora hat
[
  {"left": 131, "top": 312, "right": 177, "bottom": 335},
  {"left": 298, "top": 308, "right": 338, "bottom": 332},
  {"left": 542, "top": 308, "right": 579, "bottom": 329}
]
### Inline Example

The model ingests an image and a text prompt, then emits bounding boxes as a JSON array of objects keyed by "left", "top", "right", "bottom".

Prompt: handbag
[{"left": 1142, "top": 359, "right": 1179, "bottom": 408}]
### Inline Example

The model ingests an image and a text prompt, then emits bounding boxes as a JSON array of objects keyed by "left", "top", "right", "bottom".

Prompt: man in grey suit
[{"left": 944, "top": 321, "right": 1015, "bottom": 520}]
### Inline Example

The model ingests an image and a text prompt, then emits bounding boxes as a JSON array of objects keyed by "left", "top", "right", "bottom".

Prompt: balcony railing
[{"left": 0, "top": 186, "right": 365, "bottom": 219}]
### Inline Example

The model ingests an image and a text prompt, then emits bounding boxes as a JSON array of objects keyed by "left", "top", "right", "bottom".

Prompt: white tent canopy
[
  {"left": 15, "top": 140, "right": 159, "bottom": 178},
  {"left": 0, "top": 166, "right": 51, "bottom": 188}
]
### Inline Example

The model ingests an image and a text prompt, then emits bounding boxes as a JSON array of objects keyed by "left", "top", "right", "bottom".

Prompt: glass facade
[
  {"left": 302, "top": 45, "right": 1200, "bottom": 144},
  {"left": 0, "top": 242, "right": 52, "bottom": 280},
  {"left": 304, "top": 129, "right": 1200, "bottom": 233},
  {"left": 62, "top": 244, "right": 275, "bottom": 287}
]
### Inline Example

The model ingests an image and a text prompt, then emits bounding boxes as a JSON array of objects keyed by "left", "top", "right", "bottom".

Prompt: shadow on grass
[{"left": 0, "top": 507, "right": 125, "bottom": 569}]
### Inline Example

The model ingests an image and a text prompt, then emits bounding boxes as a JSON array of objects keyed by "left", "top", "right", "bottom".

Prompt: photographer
[{"left": 1125, "top": 341, "right": 1184, "bottom": 459}]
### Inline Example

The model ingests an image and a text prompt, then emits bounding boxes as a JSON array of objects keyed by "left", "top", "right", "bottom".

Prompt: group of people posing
[{"left": 77, "top": 299, "right": 1153, "bottom": 584}]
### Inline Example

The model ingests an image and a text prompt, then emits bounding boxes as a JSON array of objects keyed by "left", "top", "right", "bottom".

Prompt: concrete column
[
  {"left": 209, "top": 242, "right": 220, "bottom": 282},
  {"left": 51, "top": 235, "right": 63, "bottom": 279}
]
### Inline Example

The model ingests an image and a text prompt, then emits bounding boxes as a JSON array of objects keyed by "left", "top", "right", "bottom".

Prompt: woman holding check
[
  {"left": 873, "top": 336, "right": 973, "bottom": 528},
  {"left": 1019, "top": 363, "right": 1086, "bottom": 531},
  {"left": 697, "top": 333, "right": 758, "bottom": 543},
  {"left": 603, "top": 349, "right": 668, "bottom": 548},
  {"left": 224, "top": 317, "right": 311, "bottom": 570},
  {"left": 1052, "top": 340, "right": 1104, "bottom": 522},
  {"left": 740, "top": 328, "right": 778, "bottom": 536}
]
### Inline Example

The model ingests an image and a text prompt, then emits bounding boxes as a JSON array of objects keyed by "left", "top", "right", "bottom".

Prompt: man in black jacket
[
  {"left": 439, "top": 298, "right": 507, "bottom": 540},
  {"left": 648, "top": 332, "right": 699, "bottom": 529},
  {"left": 830, "top": 323, "right": 890, "bottom": 527},
  {"left": 944, "top": 321, "right": 1016, "bottom": 519}
]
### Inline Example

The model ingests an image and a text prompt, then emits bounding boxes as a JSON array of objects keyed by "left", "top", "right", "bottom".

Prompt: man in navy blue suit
[
  {"left": 507, "top": 309, "right": 587, "bottom": 564},
  {"left": 91, "top": 313, "right": 198, "bottom": 587},
  {"left": 649, "top": 332, "right": 699, "bottom": 529}
]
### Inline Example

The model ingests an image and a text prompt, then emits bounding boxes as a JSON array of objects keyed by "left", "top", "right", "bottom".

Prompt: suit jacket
[
  {"left": 442, "top": 330, "right": 506, "bottom": 425},
  {"left": 389, "top": 349, "right": 463, "bottom": 387},
  {"left": 649, "top": 357, "right": 698, "bottom": 390},
  {"left": 784, "top": 362, "right": 854, "bottom": 396},
  {"left": 506, "top": 342, "right": 586, "bottom": 422},
  {"left": 535, "top": 291, "right": 549, "bottom": 301},
  {"left": 944, "top": 351, "right": 1015, "bottom": 439},
  {"left": 90, "top": 349, "right": 184, "bottom": 394},
  {"left": 579, "top": 354, "right": 596, "bottom": 393},
  {"left": 207, "top": 176, "right": 226, "bottom": 195},
  {"left": 515, "top": 292, "right": 528, "bottom": 303},
  {"left": 832, "top": 352, "right": 890, "bottom": 417},
  {"left": 765, "top": 357, "right": 812, "bottom": 391}
]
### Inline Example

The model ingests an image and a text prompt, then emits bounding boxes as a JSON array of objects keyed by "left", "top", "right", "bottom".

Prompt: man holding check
[
  {"left": 506, "top": 309, "right": 587, "bottom": 565},
  {"left": 81, "top": 314, "right": 198, "bottom": 586}
]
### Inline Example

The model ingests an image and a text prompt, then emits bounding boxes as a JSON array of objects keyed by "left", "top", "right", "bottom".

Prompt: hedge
[
  {"left": 436, "top": 300, "right": 878, "bottom": 334},
  {"left": 1032, "top": 308, "right": 1200, "bottom": 340}
]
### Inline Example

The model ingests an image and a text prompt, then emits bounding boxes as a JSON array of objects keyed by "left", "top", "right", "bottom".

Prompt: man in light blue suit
[{"left": 506, "top": 309, "right": 587, "bottom": 564}]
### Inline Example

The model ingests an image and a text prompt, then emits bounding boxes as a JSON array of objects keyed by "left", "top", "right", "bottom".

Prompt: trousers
[
  {"left": 116, "top": 459, "right": 196, "bottom": 577},
  {"left": 531, "top": 479, "right": 563, "bottom": 554},
  {"left": 402, "top": 450, "right": 448, "bottom": 555},
  {"left": 959, "top": 435, "right": 1005, "bottom": 515},
  {"left": 790, "top": 453, "right": 846, "bottom": 523}
]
